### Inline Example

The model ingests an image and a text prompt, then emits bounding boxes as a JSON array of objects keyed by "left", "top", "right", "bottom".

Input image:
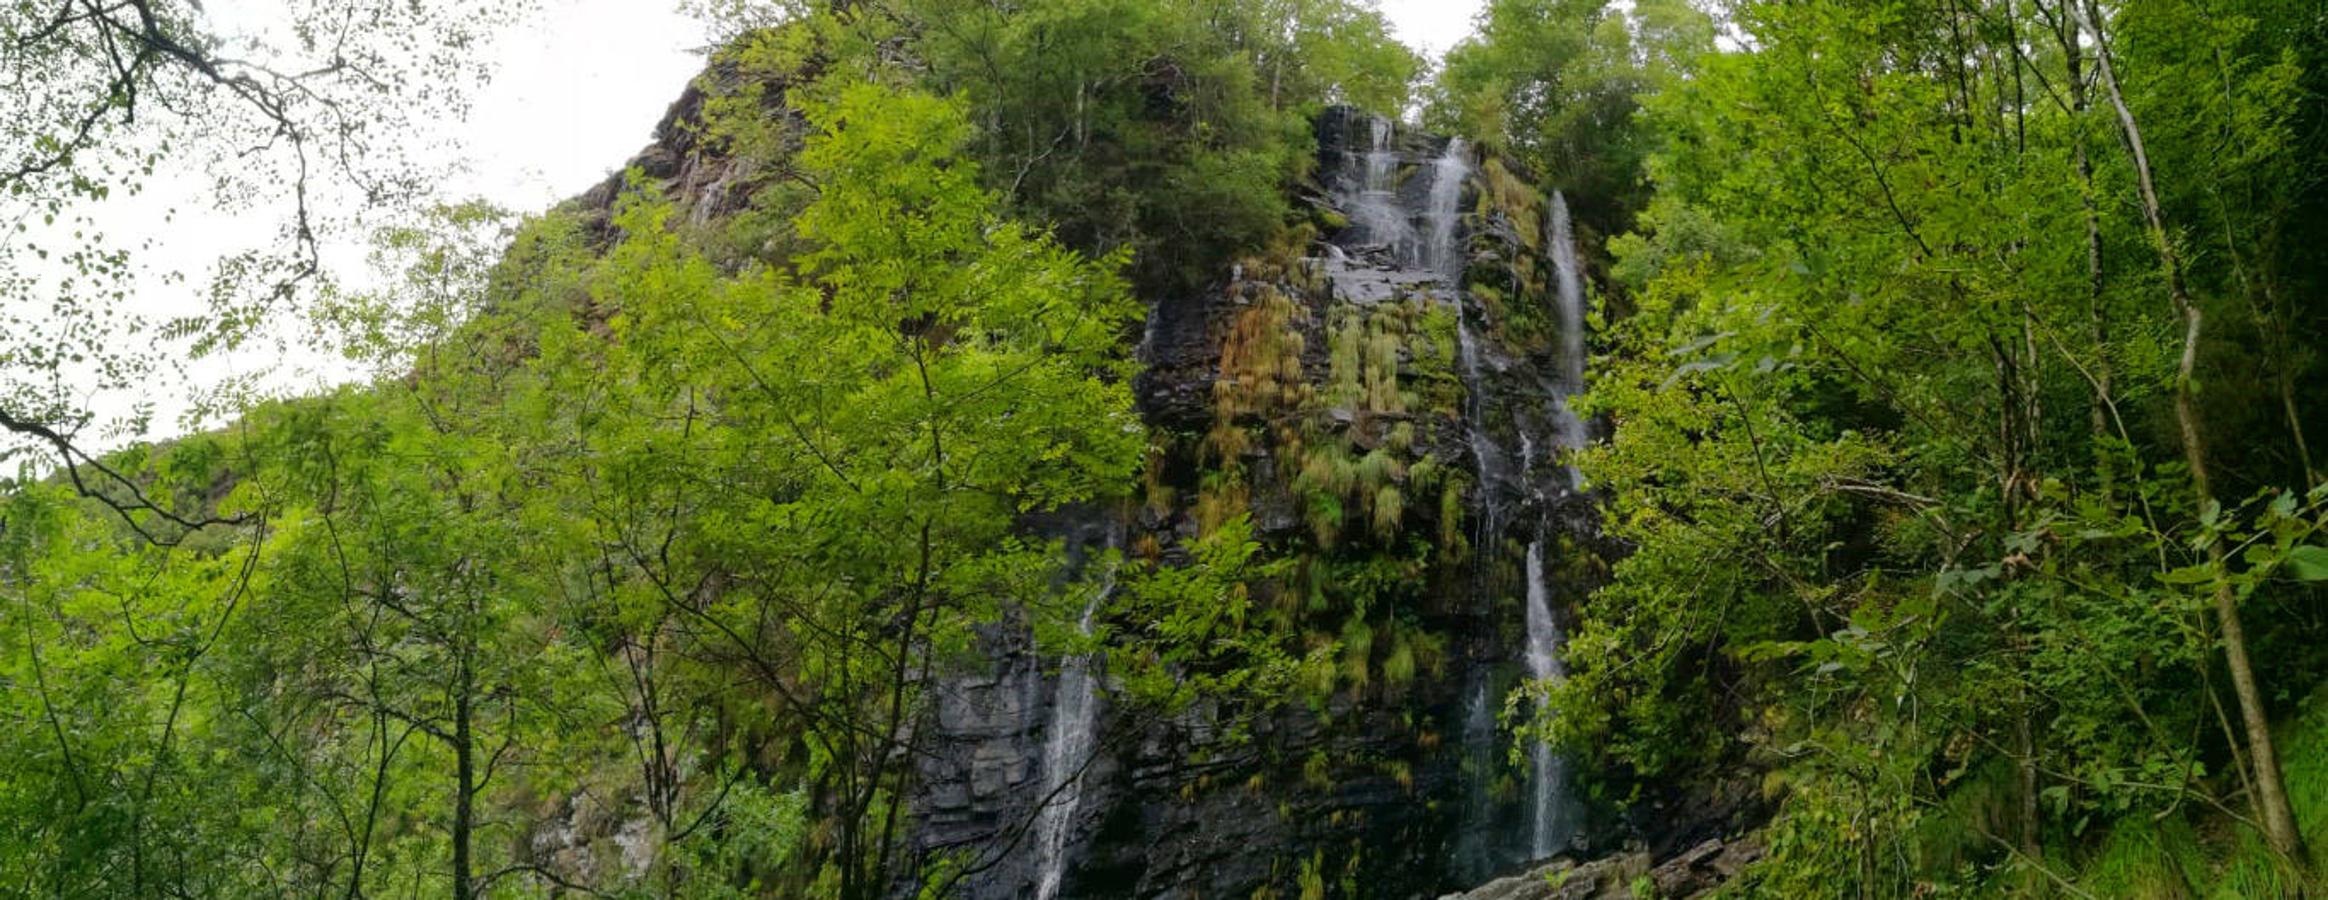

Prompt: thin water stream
[{"left": 1031, "top": 541, "right": 1116, "bottom": 900}]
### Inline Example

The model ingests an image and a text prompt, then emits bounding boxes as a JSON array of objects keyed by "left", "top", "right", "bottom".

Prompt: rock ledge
[{"left": 1441, "top": 837, "right": 1763, "bottom": 900}]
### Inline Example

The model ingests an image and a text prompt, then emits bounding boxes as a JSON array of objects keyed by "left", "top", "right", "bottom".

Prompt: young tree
[
  {"left": 2072, "top": 0, "right": 2304, "bottom": 860},
  {"left": 1565, "top": 0, "right": 2328, "bottom": 890},
  {"left": 519, "top": 80, "right": 1145, "bottom": 897},
  {"left": 0, "top": 0, "right": 521, "bottom": 525}
]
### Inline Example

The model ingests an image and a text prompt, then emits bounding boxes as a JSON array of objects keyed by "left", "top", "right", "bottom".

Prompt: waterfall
[
  {"left": 1519, "top": 433, "right": 1543, "bottom": 504},
  {"left": 1457, "top": 322, "right": 1507, "bottom": 549},
  {"left": 1433, "top": 130, "right": 1560, "bottom": 882},
  {"left": 1134, "top": 292, "right": 1161, "bottom": 370},
  {"left": 1456, "top": 673, "right": 1503, "bottom": 880},
  {"left": 1547, "top": 192, "right": 1585, "bottom": 393},
  {"left": 1342, "top": 116, "right": 1416, "bottom": 263},
  {"left": 1317, "top": 112, "right": 1586, "bottom": 876},
  {"left": 1523, "top": 541, "right": 1573, "bottom": 860},
  {"left": 1515, "top": 192, "right": 1589, "bottom": 864},
  {"left": 1436, "top": 135, "right": 1504, "bottom": 554},
  {"left": 1032, "top": 546, "right": 1115, "bottom": 900},
  {"left": 1424, "top": 138, "right": 1470, "bottom": 278},
  {"left": 1545, "top": 191, "right": 1588, "bottom": 457}
]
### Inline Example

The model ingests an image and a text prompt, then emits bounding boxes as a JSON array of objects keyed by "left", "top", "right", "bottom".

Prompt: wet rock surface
[
  {"left": 1442, "top": 838, "right": 1765, "bottom": 900},
  {"left": 576, "top": 72, "right": 1757, "bottom": 897},
  {"left": 905, "top": 108, "right": 1630, "bottom": 899}
]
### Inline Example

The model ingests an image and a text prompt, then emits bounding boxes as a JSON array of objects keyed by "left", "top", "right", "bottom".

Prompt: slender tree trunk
[
  {"left": 2058, "top": 15, "right": 2113, "bottom": 449},
  {"left": 2081, "top": 138, "right": 2110, "bottom": 445},
  {"left": 2075, "top": 0, "right": 2305, "bottom": 862},
  {"left": 2281, "top": 364, "right": 2317, "bottom": 487},
  {"left": 2076, "top": 145, "right": 2109, "bottom": 445},
  {"left": 1994, "top": 332, "right": 2046, "bottom": 864},
  {"left": 453, "top": 652, "right": 476, "bottom": 900},
  {"left": 2018, "top": 696, "right": 2042, "bottom": 857}
]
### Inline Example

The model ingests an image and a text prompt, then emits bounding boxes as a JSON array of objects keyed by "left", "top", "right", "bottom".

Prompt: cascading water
[
  {"left": 1319, "top": 113, "right": 1588, "bottom": 878},
  {"left": 1032, "top": 543, "right": 1115, "bottom": 900},
  {"left": 1421, "top": 135, "right": 1529, "bottom": 882},
  {"left": 1424, "top": 138, "right": 1470, "bottom": 278},
  {"left": 1456, "top": 323, "right": 1506, "bottom": 542},
  {"left": 1345, "top": 117, "right": 1417, "bottom": 261},
  {"left": 1511, "top": 189, "right": 1592, "bottom": 864},
  {"left": 1544, "top": 191, "right": 1589, "bottom": 460},
  {"left": 1433, "top": 136, "right": 1504, "bottom": 552},
  {"left": 1455, "top": 671, "right": 1504, "bottom": 880},
  {"left": 1523, "top": 541, "right": 1573, "bottom": 860}
]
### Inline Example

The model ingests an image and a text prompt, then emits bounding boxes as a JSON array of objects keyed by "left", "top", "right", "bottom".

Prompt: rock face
[
  {"left": 1442, "top": 839, "right": 1766, "bottom": 900},
  {"left": 569, "top": 54, "right": 1756, "bottom": 895},
  {"left": 903, "top": 108, "right": 1632, "bottom": 899}
]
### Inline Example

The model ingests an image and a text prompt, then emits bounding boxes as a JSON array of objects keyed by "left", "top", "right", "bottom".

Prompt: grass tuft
[{"left": 2082, "top": 815, "right": 2201, "bottom": 899}]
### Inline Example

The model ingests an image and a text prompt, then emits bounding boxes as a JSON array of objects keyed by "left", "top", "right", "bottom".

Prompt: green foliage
[
  {"left": 539, "top": 81, "right": 1145, "bottom": 897},
  {"left": 0, "top": 73, "right": 1164, "bottom": 898},
  {"left": 10, "top": 0, "right": 2328, "bottom": 896},
  {"left": 2081, "top": 816, "right": 2203, "bottom": 899},
  {"left": 1563, "top": 0, "right": 2328, "bottom": 893},
  {"left": 1117, "top": 514, "right": 1307, "bottom": 712},
  {"left": 1427, "top": 0, "right": 1712, "bottom": 232},
  {"left": 794, "top": 0, "right": 1418, "bottom": 292}
]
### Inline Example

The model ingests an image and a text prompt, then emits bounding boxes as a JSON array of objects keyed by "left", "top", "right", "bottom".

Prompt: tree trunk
[
  {"left": 1994, "top": 330, "right": 2045, "bottom": 864},
  {"left": 453, "top": 653, "right": 476, "bottom": 900},
  {"left": 2075, "top": 0, "right": 2304, "bottom": 863},
  {"left": 2050, "top": 4, "right": 2114, "bottom": 451},
  {"left": 2282, "top": 367, "right": 2317, "bottom": 488},
  {"left": 2018, "top": 698, "right": 2042, "bottom": 858}
]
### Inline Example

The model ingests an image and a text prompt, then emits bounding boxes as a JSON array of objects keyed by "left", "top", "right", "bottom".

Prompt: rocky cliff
[
  {"left": 573, "top": 62, "right": 1750, "bottom": 899},
  {"left": 896, "top": 109, "right": 1623, "bottom": 899}
]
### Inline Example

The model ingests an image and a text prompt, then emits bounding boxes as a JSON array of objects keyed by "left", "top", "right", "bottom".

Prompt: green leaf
[
  {"left": 2159, "top": 566, "right": 2216, "bottom": 585},
  {"left": 2285, "top": 545, "right": 2328, "bottom": 582}
]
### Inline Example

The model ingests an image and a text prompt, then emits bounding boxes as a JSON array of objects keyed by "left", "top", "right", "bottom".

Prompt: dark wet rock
[
  {"left": 498, "top": 20, "right": 1763, "bottom": 890},
  {"left": 566, "top": 65, "right": 1751, "bottom": 895},
  {"left": 899, "top": 108, "right": 1630, "bottom": 900},
  {"left": 1133, "top": 288, "right": 1229, "bottom": 431},
  {"left": 564, "top": 48, "right": 815, "bottom": 250},
  {"left": 1440, "top": 838, "right": 1764, "bottom": 900}
]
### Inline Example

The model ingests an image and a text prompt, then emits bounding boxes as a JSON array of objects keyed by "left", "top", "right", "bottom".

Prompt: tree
[
  {"left": 518, "top": 80, "right": 1145, "bottom": 897},
  {"left": 1428, "top": 0, "right": 1712, "bottom": 233},
  {"left": 254, "top": 388, "right": 565, "bottom": 899},
  {"left": 1566, "top": 0, "right": 2328, "bottom": 890},
  {"left": 710, "top": 0, "right": 1418, "bottom": 292},
  {"left": 0, "top": 0, "right": 520, "bottom": 526},
  {"left": 2072, "top": 0, "right": 2303, "bottom": 860}
]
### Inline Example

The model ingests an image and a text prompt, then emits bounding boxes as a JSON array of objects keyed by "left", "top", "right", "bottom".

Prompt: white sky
[
  {"left": 1380, "top": 0, "right": 1485, "bottom": 61},
  {"left": 447, "top": 0, "right": 710, "bottom": 214},
  {"left": 94, "top": 0, "right": 712, "bottom": 439}
]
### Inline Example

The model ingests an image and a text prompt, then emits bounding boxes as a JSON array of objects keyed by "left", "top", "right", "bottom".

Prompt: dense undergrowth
[{"left": 2, "top": 0, "right": 2326, "bottom": 897}]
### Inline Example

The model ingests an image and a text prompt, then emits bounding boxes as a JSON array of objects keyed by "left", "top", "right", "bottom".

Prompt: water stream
[
  {"left": 1519, "top": 189, "right": 1591, "bottom": 861},
  {"left": 1324, "top": 114, "right": 1590, "bottom": 877},
  {"left": 1425, "top": 138, "right": 1470, "bottom": 278},
  {"left": 1346, "top": 117, "right": 1416, "bottom": 261},
  {"left": 1523, "top": 541, "right": 1573, "bottom": 859},
  {"left": 1032, "top": 541, "right": 1116, "bottom": 900},
  {"left": 1456, "top": 321, "right": 1507, "bottom": 545},
  {"left": 1545, "top": 191, "right": 1589, "bottom": 461}
]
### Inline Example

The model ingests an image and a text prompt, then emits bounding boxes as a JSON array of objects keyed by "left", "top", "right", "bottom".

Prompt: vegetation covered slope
[
  {"left": 2, "top": 0, "right": 2327, "bottom": 897},
  {"left": 1550, "top": 0, "right": 2328, "bottom": 894},
  {"left": 0, "top": 3, "right": 1427, "bottom": 897}
]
